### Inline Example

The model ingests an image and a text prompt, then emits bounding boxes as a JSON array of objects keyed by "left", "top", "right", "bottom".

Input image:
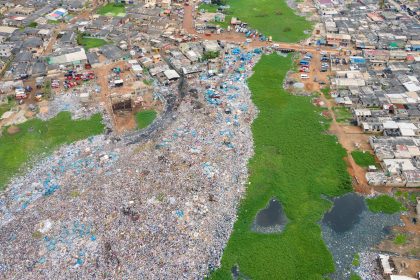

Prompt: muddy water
[{"left": 252, "top": 198, "right": 288, "bottom": 233}]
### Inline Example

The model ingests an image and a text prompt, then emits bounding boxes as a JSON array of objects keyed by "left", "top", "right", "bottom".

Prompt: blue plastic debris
[
  {"left": 204, "top": 89, "right": 222, "bottom": 106},
  {"left": 231, "top": 48, "right": 240, "bottom": 55},
  {"left": 175, "top": 210, "right": 184, "bottom": 218}
]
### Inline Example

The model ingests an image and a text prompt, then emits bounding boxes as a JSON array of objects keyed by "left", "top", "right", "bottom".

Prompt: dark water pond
[
  {"left": 322, "top": 193, "right": 366, "bottom": 233},
  {"left": 252, "top": 198, "right": 288, "bottom": 233}
]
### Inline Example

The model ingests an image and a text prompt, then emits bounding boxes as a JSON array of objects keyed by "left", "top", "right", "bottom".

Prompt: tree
[
  {"left": 28, "top": 22, "right": 38, "bottom": 28},
  {"left": 202, "top": 51, "right": 220, "bottom": 60}
]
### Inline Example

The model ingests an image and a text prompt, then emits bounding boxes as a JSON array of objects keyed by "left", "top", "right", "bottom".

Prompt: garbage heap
[{"left": 0, "top": 47, "right": 261, "bottom": 279}]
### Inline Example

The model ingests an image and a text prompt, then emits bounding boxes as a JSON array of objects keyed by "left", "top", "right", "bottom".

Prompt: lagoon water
[
  {"left": 252, "top": 198, "right": 288, "bottom": 233},
  {"left": 322, "top": 193, "right": 366, "bottom": 233}
]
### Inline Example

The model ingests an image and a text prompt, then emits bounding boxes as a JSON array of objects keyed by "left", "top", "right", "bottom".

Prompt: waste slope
[{"left": 211, "top": 54, "right": 351, "bottom": 279}]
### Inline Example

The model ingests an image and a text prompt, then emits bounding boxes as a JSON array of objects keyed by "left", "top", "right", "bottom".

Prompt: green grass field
[
  {"left": 210, "top": 54, "right": 351, "bottom": 279},
  {"left": 79, "top": 37, "right": 109, "bottom": 50},
  {"left": 366, "top": 195, "right": 404, "bottom": 214},
  {"left": 97, "top": 3, "right": 126, "bottom": 16},
  {"left": 0, "top": 112, "right": 104, "bottom": 190},
  {"left": 351, "top": 150, "right": 376, "bottom": 168},
  {"left": 136, "top": 110, "right": 157, "bottom": 129},
  {"left": 225, "top": 0, "right": 312, "bottom": 42}
]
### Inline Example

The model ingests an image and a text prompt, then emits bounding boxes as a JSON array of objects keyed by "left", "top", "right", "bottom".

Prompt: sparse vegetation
[
  {"left": 32, "top": 231, "right": 43, "bottom": 239},
  {"left": 202, "top": 51, "right": 220, "bottom": 60},
  {"left": 43, "top": 80, "right": 52, "bottom": 99},
  {"left": 210, "top": 54, "right": 351, "bottom": 279},
  {"left": 352, "top": 253, "right": 360, "bottom": 267},
  {"left": 28, "top": 22, "right": 38, "bottom": 28},
  {"left": 350, "top": 272, "right": 362, "bottom": 280},
  {"left": 333, "top": 106, "right": 352, "bottom": 123},
  {"left": 0, "top": 112, "right": 104, "bottom": 190},
  {"left": 394, "top": 233, "right": 407, "bottom": 245},
  {"left": 0, "top": 98, "right": 13, "bottom": 117},
  {"left": 366, "top": 195, "right": 405, "bottom": 214},
  {"left": 321, "top": 87, "right": 331, "bottom": 99},
  {"left": 47, "top": 20, "right": 60, "bottom": 25},
  {"left": 97, "top": 3, "right": 126, "bottom": 16},
  {"left": 198, "top": 3, "right": 219, "bottom": 12}
]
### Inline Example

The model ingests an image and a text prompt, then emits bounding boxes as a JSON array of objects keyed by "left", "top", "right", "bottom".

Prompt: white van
[{"left": 300, "top": 74, "right": 309, "bottom": 79}]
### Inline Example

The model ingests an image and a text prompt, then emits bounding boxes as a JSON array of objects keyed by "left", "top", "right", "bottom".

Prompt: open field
[
  {"left": 0, "top": 112, "right": 104, "bottom": 190},
  {"left": 79, "top": 37, "right": 109, "bottom": 50},
  {"left": 97, "top": 3, "right": 126, "bottom": 17},
  {"left": 225, "top": 0, "right": 312, "bottom": 42},
  {"left": 211, "top": 54, "right": 351, "bottom": 279},
  {"left": 135, "top": 110, "right": 157, "bottom": 129}
]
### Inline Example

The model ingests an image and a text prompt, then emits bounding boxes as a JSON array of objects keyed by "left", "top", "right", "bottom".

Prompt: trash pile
[
  {"left": 0, "top": 46, "right": 262, "bottom": 279},
  {"left": 353, "top": 251, "right": 387, "bottom": 280}
]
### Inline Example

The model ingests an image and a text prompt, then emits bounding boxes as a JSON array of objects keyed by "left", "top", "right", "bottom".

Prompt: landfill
[{"left": 0, "top": 46, "right": 261, "bottom": 279}]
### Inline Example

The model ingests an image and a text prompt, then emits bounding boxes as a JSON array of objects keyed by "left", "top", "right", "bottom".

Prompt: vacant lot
[
  {"left": 79, "top": 37, "right": 109, "bottom": 50},
  {"left": 225, "top": 0, "right": 312, "bottom": 42},
  {"left": 97, "top": 3, "right": 126, "bottom": 17},
  {"left": 211, "top": 54, "right": 351, "bottom": 279},
  {"left": 136, "top": 110, "right": 157, "bottom": 129},
  {"left": 0, "top": 112, "right": 104, "bottom": 190}
]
